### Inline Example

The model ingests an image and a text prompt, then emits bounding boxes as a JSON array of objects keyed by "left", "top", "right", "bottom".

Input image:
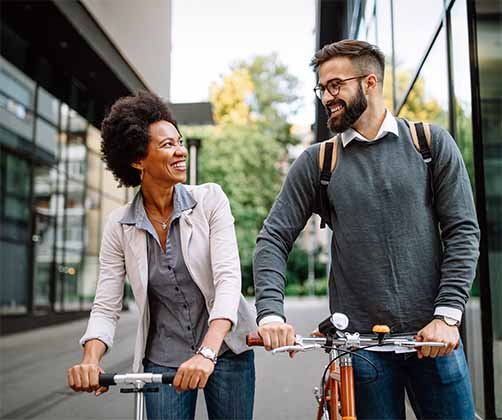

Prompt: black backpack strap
[
  {"left": 319, "top": 142, "right": 333, "bottom": 229},
  {"left": 318, "top": 136, "right": 339, "bottom": 229},
  {"left": 406, "top": 120, "right": 435, "bottom": 207}
]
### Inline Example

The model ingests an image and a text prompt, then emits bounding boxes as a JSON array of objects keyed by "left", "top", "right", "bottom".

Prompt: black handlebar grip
[
  {"left": 99, "top": 373, "right": 117, "bottom": 387},
  {"left": 162, "top": 372, "right": 176, "bottom": 384}
]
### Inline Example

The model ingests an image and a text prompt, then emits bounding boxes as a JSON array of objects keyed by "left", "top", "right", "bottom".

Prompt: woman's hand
[
  {"left": 67, "top": 362, "right": 109, "bottom": 396},
  {"left": 173, "top": 354, "right": 215, "bottom": 392}
]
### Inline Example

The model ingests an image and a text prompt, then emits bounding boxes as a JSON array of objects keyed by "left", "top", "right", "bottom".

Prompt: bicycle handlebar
[
  {"left": 246, "top": 331, "right": 447, "bottom": 353},
  {"left": 98, "top": 372, "right": 176, "bottom": 387}
]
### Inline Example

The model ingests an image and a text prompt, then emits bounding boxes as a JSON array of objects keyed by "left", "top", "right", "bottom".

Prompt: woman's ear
[{"left": 131, "top": 162, "right": 143, "bottom": 171}]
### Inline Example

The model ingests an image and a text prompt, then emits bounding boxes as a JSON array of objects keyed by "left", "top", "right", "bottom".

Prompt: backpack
[{"left": 318, "top": 120, "right": 434, "bottom": 229}]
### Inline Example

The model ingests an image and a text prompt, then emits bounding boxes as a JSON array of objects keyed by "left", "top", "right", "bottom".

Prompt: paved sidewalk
[{"left": 0, "top": 297, "right": 416, "bottom": 419}]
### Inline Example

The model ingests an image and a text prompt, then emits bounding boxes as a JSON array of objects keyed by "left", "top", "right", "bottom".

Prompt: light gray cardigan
[{"left": 80, "top": 183, "right": 256, "bottom": 372}]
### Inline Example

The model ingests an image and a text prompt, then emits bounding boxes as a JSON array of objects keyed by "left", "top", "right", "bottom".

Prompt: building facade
[
  {"left": 0, "top": 0, "right": 172, "bottom": 333},
  {"left": 315, "top": 0, "right": 501, "bottom": 418}
]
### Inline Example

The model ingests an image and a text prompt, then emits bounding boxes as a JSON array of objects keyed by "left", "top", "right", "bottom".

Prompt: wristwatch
[
  {"left": 433, "top": 315, "right": 460, "bottom": 327},
  {"left": 196, "top": 346, "right": 218, "bottom": 364}
]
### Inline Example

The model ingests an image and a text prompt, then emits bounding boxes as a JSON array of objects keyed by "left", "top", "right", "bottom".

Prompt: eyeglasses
[{"left": 313, "top": 74, "right": 369, "bottom": 100}]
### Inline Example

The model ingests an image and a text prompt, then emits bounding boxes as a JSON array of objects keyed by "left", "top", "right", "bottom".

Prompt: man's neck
[{"left": 352, "top": 103, "right": 387, "bottom": 140}]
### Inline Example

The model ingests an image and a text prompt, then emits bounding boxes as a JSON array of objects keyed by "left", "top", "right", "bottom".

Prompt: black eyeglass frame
[{"left": 313, "top": 74, "right": 370, "bottom": 100}]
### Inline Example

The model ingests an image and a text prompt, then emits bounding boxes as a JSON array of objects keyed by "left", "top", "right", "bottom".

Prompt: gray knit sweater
[{"left": 253, "top": 118, "right": 480, "bottom": 333}]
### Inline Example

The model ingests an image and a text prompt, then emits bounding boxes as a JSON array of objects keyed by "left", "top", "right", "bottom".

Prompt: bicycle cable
[{"left": 319, "top": 346, "right": 379, "bottom": 416}]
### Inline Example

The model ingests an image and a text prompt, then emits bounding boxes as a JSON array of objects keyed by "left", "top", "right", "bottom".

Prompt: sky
[{"left": 170, "top": 0, "right": 317, "bottom": 126}]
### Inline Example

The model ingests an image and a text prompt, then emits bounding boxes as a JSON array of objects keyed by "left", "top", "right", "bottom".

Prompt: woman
[{"left": 67, "top": 91, "right": 256, "bottom": 420}]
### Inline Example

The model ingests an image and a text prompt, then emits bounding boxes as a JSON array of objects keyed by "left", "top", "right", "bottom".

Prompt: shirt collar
[
  {"left": 340, "top": 109, "right": 398, "bottom": 147},
  {"left": 119, "top": 183, "right": 197, "bottom": 228}
]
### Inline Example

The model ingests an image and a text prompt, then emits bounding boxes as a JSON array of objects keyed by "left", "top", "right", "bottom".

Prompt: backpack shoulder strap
[
  {"left": 405, "top": 119, "right": 435, "bottom": 206},
  {"left": 318, "top": 135, "right": 339, "bottom": 229},
  {"left": 406, "top": 120, "right": 432, "bottom": 161}
]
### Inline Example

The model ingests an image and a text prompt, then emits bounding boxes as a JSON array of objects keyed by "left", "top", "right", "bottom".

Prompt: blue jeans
[
  {"left": 352, "top": 342, "right": 474, "bottom": 419},
  {"left": 143, "top": 350, "right": 255, "bottom": 420}
]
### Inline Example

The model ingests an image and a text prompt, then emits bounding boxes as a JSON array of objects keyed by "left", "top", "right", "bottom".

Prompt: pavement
[
  {"left": 0, "top": 297, "right": 331, "bottom": 420},
  {"left": 0, "top": 297, "right": 416, "bottom": 419}
]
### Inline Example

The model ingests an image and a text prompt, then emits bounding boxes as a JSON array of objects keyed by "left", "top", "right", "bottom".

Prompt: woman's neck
[{"left": 141, "top": 180, "right": 175, "bottom": 217}]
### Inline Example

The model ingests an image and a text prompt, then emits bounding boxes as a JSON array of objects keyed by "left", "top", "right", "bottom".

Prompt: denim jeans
[
  {"left": 143, "top": 350, "right": 255, "bottom": 420},
  {"left": 352, "top": 342, "right": 474, "bottom": 419}
]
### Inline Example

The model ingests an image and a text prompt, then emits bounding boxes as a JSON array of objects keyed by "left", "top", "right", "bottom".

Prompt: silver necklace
[{"left": 145, "top": 209, "right": 171, "bottom": 230}]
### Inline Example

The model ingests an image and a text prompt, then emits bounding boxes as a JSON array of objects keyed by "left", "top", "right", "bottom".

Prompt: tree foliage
[{"left": 184, "top": 54, "right": 301, "bottom": 293}]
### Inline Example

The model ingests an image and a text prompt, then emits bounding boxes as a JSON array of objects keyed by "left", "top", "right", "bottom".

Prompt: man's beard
[{"left": 326, "top": 84, "right": 368, "bottom": 133}]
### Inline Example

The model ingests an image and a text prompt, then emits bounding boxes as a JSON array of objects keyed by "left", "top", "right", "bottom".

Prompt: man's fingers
[
  {"left": 421, "top": 345, "right": 432, "bottom": 358},
  {"left": 172, "top": 370, "right": 183, "bottom": 389},
  {"left": 429, "top": 345, "right": 440, "bottom": 358}
]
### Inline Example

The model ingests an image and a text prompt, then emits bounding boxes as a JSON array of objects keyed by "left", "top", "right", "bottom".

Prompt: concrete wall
[{"left": 81, "top": 0, "right": 172, "bottom": 100}]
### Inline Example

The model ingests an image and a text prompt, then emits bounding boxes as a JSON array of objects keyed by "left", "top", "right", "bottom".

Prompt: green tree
[
  {"left": 210, "top": 53, "right": 301, "bottom": 147},
  {"left": 183, "top": 54, "right": 302, "bottom": 293}
]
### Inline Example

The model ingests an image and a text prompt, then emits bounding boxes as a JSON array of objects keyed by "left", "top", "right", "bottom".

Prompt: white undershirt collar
[{"left": 340, "top": 109, "right": 399, "bottom": 148}]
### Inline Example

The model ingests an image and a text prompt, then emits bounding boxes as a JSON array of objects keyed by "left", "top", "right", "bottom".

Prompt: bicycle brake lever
[{"left": 271, "top": 344, "right": 321, "bottom": 354}]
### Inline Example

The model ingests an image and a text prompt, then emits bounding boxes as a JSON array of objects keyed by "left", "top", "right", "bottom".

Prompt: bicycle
[
  {"left": 98, "top": 372, "right": 175, "bottom": 420},
  {"left": 247, "top": 313, "right": 447, "bottom": 420}
]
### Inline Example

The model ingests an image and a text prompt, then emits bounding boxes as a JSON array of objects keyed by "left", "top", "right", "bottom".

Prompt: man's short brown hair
[{"left": 311, "top": 39, "right": 385, "bottom": 86}]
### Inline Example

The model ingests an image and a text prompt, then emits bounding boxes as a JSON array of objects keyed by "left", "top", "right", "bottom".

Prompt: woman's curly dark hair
[{"left": 101, "top": 91, "right": 177, "bottom": 187}]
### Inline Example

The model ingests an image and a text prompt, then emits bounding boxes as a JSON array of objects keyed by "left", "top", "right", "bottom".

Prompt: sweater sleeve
[
  {"left": 430, "top": 125, "right": 480, "bottom": 314},
  {"left": 253, "top": 147, "right": 321, "bottom": 323}
]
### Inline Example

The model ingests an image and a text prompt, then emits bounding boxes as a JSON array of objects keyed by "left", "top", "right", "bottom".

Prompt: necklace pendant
[{"left": 161, "top": 222, "right": 168, "bottom": 230}]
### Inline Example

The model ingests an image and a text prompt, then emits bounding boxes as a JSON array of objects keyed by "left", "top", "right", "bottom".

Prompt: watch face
[
  {"left": 200, "top": 347, "right": 215, "bottom": 359},
  {"left": 444, "top": 316, "right": 458, "bottom": 326}
]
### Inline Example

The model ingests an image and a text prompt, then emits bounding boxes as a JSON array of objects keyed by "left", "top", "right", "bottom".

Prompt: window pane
[
  {"left": 35, "top": 118, "right": 58, "bottom": 162},
  {"left": 0, "top": 241, "right": 28, "bottom": 314},
  {"left": 399, "top": 28, "right": 448, "bottom": 127},
  {"left": 475, "top": 4, "right": 502, "bottom": 415},
  {"left": 81, "top": 188, "right": 101, "bottom": 309},
  {"left": 33, "top": 165, "right": 56, "bottom": 308},
  {"left": 0, "top": 57, "right": 35, "bottom": 108},
  {"left": 449, "top": 1, "right": 484, "bottom": 415},
  {"left": 393, "top": 0, "right": 444, "bottom": 102},
  {"left": 87, "top": 125, "right": 101, "bottom": 153},
  {"left": 0, "top": 151, "right": 30, "bottom": 315},
  {"left": 375, "top": 0, "right": 394, "bottom": 111},
  {"left": 87, "top": 151, "right": 102, "bottom": 190},
  {"left": 37, "top": 86, "right": 59, "bottom": 125}
]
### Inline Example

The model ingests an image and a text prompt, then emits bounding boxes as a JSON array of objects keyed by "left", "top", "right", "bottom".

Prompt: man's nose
[{"left": 322, "top": 89, "right": 336, "bottom": 105}]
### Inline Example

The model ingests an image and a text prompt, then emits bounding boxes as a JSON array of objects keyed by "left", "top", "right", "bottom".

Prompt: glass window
[
  {"left": 399, "top": 28, "right": 448, "bottom": 127},
  {"left": 37, "top": 86, "right": 59, "bottom": 125},
  {"left": 475, "top": 6, "right": 502, "bottom": 416},
  {"left": 0, "top": 241, "right": 28, "bottom": 314},
  {"left": 81, "top": 187, "right": 101, "bottom": 309},
  {"left": 102, "top": 165, "right": 128, "bottom": 201},
  {"left": 87, "top": 150, "right": 102, "bottom": 190},
  {"left": 0, "top": 57, "right": 35, "bottom": 109},
  {"left": 0, "top": 151, "right": 31, "bottom": 314},
  {"left": 393, "top": 0, "right": 445, "bottom": 103},
  {"left": 33, "top": 165, "right": 56, "bottom": 308},
  {"left": 375, "top": 0, "right": 394, "bottom": 111},
  {"left": 87, "top": 125, "right": 101, "bottom": 153},
  {"left": 449, "top": 1, "right": 484, "bottom": 415},
  {"left": 35, "top": 118, "right": 58, "bottom": 162}
]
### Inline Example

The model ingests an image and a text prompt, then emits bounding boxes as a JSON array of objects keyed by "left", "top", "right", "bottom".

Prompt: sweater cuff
[{"left": 434, "top": 306, "right": 462, "bottom": 323}]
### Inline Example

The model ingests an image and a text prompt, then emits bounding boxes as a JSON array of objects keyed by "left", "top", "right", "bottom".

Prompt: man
[{"left": 253, "top": 40, "right": 479, "bottom": 419}]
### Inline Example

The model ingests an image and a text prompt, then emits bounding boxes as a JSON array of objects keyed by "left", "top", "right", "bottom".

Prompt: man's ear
[{"left": 366, "top": 74, "right": 379, "bottom": 91}]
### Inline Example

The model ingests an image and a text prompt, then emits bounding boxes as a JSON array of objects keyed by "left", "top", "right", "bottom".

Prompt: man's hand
[
  {"left": 257, "top": 322, "right": 295, "bottom": 352},
  {"left": 173, "top": 354, "right": 215, "bottom": 392},
  {"left": 415, "top": 319, "right": 460, "bottom": 359}
]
